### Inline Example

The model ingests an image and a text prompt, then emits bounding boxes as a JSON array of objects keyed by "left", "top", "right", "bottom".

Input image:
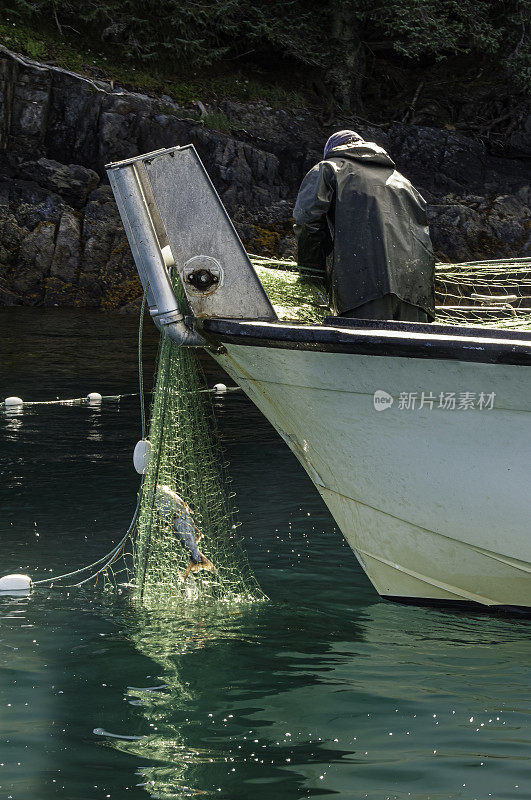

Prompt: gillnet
[
  {"left": 252, "top": 255, "right": 328, "bottom": 323},
  {"left": 250, "top": 255, "right": 531, "bottom": 331},
  {"left": 96, "top": 600, "right": 264, "bottom": 799},
  {"left": 129, "top": 335, "right": 266, "bottom": 606},
  {"left": 435, "top": 258, "right": 531, "bottom": 330}
]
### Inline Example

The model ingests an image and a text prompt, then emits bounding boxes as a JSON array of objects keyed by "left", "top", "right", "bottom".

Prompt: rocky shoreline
[{"left": 0, "top": 45, "right": 529, "bottom": 311}]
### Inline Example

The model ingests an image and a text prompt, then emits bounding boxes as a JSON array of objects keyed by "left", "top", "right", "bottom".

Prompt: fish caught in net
[{"left": 127, "top": 333, "right": 267, "bottom": 606}]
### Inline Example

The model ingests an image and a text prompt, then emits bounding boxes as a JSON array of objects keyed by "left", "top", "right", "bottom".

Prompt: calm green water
[{"left": 1, "top": 309, "right": 529, "bottom": 800}]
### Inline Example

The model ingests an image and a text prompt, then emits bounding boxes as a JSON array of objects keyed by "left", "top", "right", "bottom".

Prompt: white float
[
  {"left": 86, "top": 392, "right": 102, "bottom": 405},
  {"left": 0, "top": 574, "right": 32, "bottom": 593},
  {"left": 4, "top": 396, "right": 23, "bottom": 408},
  {"left": 213, "top": 383, "right": 227, "bottom": 394},
  {"left": 133, "top": 439, "right": 152, "bottom": 474},
  {"left": 161, "top": 244, "right": 175, "bottom": 269}
]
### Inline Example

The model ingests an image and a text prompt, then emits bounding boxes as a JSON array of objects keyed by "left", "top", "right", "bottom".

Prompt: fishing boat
[{"left": 107, "top": 145, "right": 531, "bottom": 612}]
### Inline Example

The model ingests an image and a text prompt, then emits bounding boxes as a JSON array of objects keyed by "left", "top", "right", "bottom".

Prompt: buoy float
[
  {"left": 133, "top": 439, "right": 152, "bottom": 474},
  {"left": 0, "top": 574, "right": 32, "bottom": 594},
  {"left": 213, "top": 383, "right": 227, "bottom": 394},
  {"left": 4, "top": 396, "right": 23, "bottom": 408},
  {"left": 86, "top": 392, "right": 102, "bottom": 405},
  {"left": 161, "top": 245, "right": 175, "bottom": 269}
]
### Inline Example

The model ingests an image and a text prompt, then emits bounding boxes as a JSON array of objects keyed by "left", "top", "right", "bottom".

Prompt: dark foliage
[{"left": 4, "top": 0, "right": 530, "bottom": 107}]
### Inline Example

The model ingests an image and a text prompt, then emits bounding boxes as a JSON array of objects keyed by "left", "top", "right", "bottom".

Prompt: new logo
[{"left": 373, "top": 390, "right": 394, "bottom": 411}]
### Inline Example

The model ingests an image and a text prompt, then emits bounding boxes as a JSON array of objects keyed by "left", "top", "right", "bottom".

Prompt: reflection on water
[
  {"left": 1, "top": 309, "right": 530, "bottom": 799},
  {"left": 3, "top": 408, "right": 24, "bottom": 437},
  {"left": 106, "top": 603, "right": 263, "bottom": 799}
]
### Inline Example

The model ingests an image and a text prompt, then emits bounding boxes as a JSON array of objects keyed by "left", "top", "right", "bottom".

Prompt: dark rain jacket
[{"left": 293, "top": 142, "right": 435, "bottom": 318}]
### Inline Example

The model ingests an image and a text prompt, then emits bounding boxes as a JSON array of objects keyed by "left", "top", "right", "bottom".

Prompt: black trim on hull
[
  {"left": 384, "top": 595, "right": 531, "bottom": 617},
  {"left": 202, "top": 318, "right": 531, "bottom": 366}
]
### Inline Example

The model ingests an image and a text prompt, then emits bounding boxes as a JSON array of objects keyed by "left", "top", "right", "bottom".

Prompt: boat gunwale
[{"left": 201, "top": 317, "right": 531, "bottom": 366}]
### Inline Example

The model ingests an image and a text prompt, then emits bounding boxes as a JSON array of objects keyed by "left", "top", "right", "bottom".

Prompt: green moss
[
  {"left": 24, "top": 36, "right": 46, "bottom": 59},
  {"left": 202, "top": 112, "right": 232, "bottom": 134}
]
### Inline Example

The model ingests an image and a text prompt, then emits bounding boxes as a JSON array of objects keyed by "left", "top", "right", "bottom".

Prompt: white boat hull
[{"left": 209, "top": 325, "right": 531, "bottom": 609}]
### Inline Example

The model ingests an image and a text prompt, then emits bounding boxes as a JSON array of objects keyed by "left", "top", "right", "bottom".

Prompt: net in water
[{"left": 128, "top": 336, "right": 266, "bottom": 605}]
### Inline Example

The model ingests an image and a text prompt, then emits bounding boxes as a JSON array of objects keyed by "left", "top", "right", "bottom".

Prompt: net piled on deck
[
  {"left": 435, "top": 258, "right": 531, "bottom": 329},
  {"left": 252, "top": 256, "right": 329, "bottom": 323},
  {"left": 250, "top": 255, "right": 531, "bottom": 330}
]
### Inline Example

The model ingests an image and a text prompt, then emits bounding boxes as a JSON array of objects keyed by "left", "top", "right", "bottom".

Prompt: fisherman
[
  {"left": 293, "top": 129, "right": 435, "bottom": 322},
  {"left": 155, "top": 485, "right": 215, "bottom": 579}
]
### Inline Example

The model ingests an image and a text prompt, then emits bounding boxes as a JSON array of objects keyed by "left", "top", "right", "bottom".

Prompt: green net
[
  {"left": 249, "top": 255, "right": 531, "bottom": 331},
  {"left": 435, "top": 258, "right": 531, "bottom": 330},
  {"left": 129, "top": 337, "right": 266, "bottom": 606},
  {"left": 251, "top": 255, "right": 329, "bottom": 323},
  {"left": 95, "top": 279, "right": 267, "bottom": 606}
]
